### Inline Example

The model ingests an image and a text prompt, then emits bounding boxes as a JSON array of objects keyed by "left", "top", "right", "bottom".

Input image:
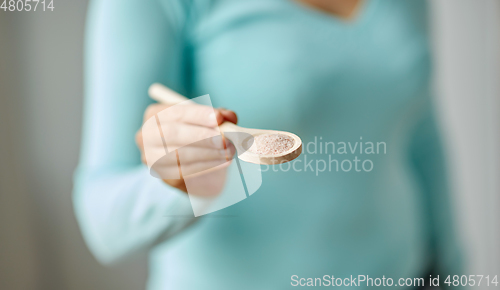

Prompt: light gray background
[
  {"left": 430, "top": 0, "right": 500, "bottom": 280},
  {"left": 0, "top": 1, "right": 498, "bottom": 289}
]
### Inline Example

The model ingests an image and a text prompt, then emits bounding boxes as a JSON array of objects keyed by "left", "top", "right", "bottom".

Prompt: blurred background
[{"left": 0, "top": 0, "right": 498, "bottom": 289}]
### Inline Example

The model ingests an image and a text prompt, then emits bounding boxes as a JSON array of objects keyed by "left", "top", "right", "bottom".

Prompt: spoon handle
[{"left": 149, "top": 83, "right": 192, "bottom": 105}]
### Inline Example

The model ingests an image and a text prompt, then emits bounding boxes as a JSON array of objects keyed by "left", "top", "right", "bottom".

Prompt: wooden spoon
[{"left": 148, "top": 83, "right": 302, "bottom": 165}]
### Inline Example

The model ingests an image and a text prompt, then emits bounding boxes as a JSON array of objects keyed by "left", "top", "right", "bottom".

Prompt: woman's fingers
[
  {"left": 181, "top": 159, "right": 233, "bottom": 177},
  {"left": 139, "top": 103, "right": 239, "bottom": 167},
  {"left": 138, "top": 121, "right": 234, "bottom": 164},
  {"left": 156, "top": 104, "right": 224, "bottom": 127},
  {"left": 146, "top": 143, "right": 236, "bottom": 167},
  {"left": 160, "top": 123, "right": 227, "bottom": 150},
  {"left": 139, "top": 117, "right": 226, "bottom": 150},
  {"left": 177, "top": 143, "right": 236, "bottom": 164},
  {"left": 152, "top": 158, "right": 233, "bottom": 179}
]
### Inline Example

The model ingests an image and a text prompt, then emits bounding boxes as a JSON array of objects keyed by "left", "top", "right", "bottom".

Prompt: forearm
[
  {"left": 410, "top": 102, "right": 465, "bottom": 280},
  {"left": 74, "top": 0, "right": 194, "bottom": 263}
]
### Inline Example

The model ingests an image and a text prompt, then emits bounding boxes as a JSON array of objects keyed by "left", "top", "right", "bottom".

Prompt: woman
[{"left": 74, "top": 0, "right": 463, "bottom": 289}]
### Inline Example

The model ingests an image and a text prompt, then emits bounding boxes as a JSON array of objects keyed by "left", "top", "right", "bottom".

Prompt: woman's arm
[
  {"left": 409, "top": 100, "right": 465, "bottom": 282},
  {"left": 73, "top": 0, "right": 194, "bottom": 264}
]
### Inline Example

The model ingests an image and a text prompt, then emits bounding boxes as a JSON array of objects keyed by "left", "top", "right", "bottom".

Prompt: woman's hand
[{"left": 136, "top": 103, "right": 238, "bottom": 196}]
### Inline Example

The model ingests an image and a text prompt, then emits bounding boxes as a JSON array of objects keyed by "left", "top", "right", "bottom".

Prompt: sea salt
[{"left": 248, "top": 134, "right": 294, "bottom": 155}]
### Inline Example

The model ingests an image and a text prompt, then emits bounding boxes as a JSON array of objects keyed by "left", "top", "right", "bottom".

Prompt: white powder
[{"left": 248, "top": 134, "right": 294, "bottom": 155}]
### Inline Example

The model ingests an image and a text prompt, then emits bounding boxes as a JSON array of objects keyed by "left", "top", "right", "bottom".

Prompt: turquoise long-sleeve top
[{"left": 74, "top": 0, "right": 463, "bottom": 289}]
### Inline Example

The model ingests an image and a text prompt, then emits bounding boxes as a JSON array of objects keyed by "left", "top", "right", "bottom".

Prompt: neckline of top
[{"left": 285, "top": 0, "right": 378, "bottom": 27}]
